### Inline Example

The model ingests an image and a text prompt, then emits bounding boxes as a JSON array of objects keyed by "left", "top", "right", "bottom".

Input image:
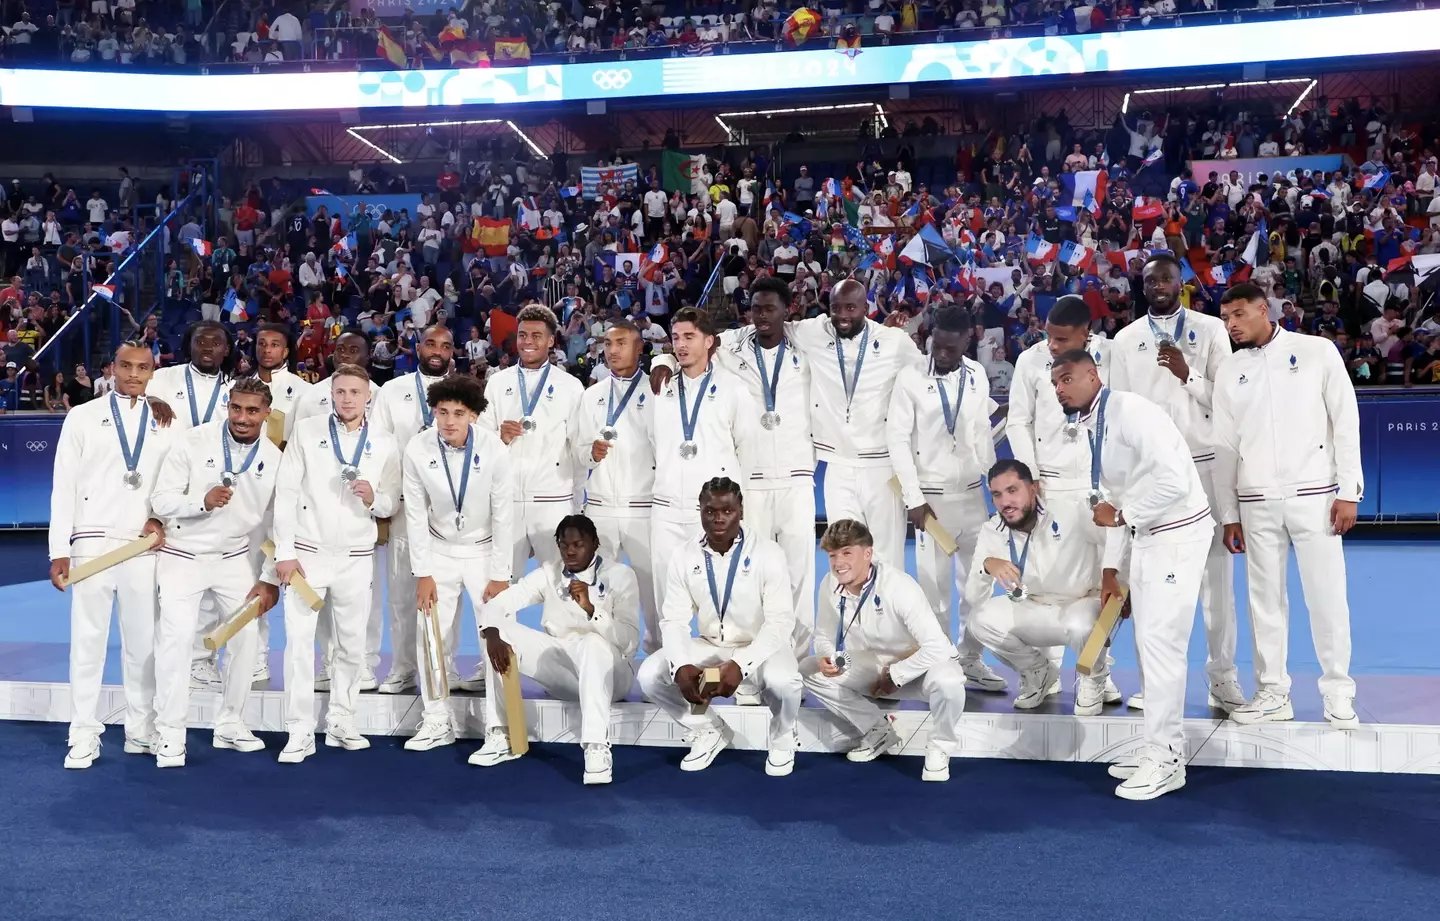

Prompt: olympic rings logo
[
  {"left": 591, "top": 68, "right": 632, "bottom": 91},
  {"left": 26, "top": 441, "right": 48, "bottom": 452}
]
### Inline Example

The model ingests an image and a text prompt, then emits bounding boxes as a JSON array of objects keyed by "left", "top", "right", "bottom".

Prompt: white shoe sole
[
  {"left": 921, "top": 765, "right": 950, "bottom": 782},
  {"left": 123, "top": 739, "right": 155, "bottom": 755},
  {"left": 324, "top": 734, "right": 371, "bottom": 751},
  {"left": 358, "top": 677, "right": 380, "bottom": 692},
  {"left": 1229, "top": 702, "right": 1294, "bottom": 725},
  {"left": 456, "top": 680, "right": 486, "bottom": 693},
  {"left": 964, "top": 675, "right": 1007, "bottom": 693},
  {"left": 1207, "top": 694, "right": 1244, "bottom": 712},
  {"left": 403, "top": 734, "right": 455, "bottom": 752},
  {"left": 681, "top": 737, "right": 729, "bottom": 772},
  {"left": 1108, "top": 761, "right": 1137, "bottom": 780},
  {"left": 468, "top": 749, "right": 520, "bottom": 767},
  {"left": 252, "top": 668, "right": 270, "bottom": 684},
  {"left": 314, "top": 678, "right": 331, "bottom": 691},
  {"left": 212, "top": 735, "right": 266, "bottom": 753},
  {"left": 765, "top": 755, "right": 795, "bottom": 777},
  {"left": 733, "top": 692, "right": 763, "bottom": 706},
  {"left": 379, "top": 679, "right": 417, "bottom": 694},
  {"left": 64, "top": 751, "right": 99, "bottom": 769},
  {"left": 845, "top": 734, "right": 899, "bottom": 763},
  {"left": 1127, "top": 696, "right": 1145, "bottom": 711},
  {"left": 278, "top": 745, "right": 315, "bottom": 764},
  {"left": 156, "top": 754, "right": 186, "bottom": 768},
  {"left": 1116, "top": 768, "right": 1186, "bottom": 801},
  {"left": 1073, "top": 699, "right": 1104, "bottom": 717},
  {"left": 1013, "top": 690, "right": 1056, "bottom": 711},
  {"left": 1326, "top": 711, "right": 1360, "bottom": 730},
  {"left": 583, "top": 767, "right": 613, "bottom": 785}
]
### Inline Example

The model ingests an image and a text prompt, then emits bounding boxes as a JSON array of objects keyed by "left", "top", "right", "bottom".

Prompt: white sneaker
[
  {"left": 64, "top": 737, "right": 101, "bottom": 769},
  {"left": 1013, "top": 662, "right": 1059, "bottom": 710},
  {"left": 681, "top": 726, "right": 731, "bottom": 771},
  {"left": 1324, "top": 694, "right": 1360, "bottom": 730},
  {"left": 1103, "top": 676, "right": 1123, "bottom": 704},
  {"left": 961, "top": 659, "right": 1008, "bottom": 693},
  {"left": 155, "top": 739, "right": 186, "bottom": 768},
  {"left": 1115, "top": 748, "right": 1186, "bottom": 801},
  {"left": 252, "top": 661, "right": 270, "bottom": 684},
  {"left": 921, "top": 747, "right": 950, "bottom": 782},
  {"left": 1207, "top": 679, "right": 1246, "bottom": 712},
  {"left": 404, "top": 718, "right": 456, "bottom": 751},
  {"left": 379, "top": 671, "right": 418, "bottom": 694},
  {"left": 1074, "top": 674, "right": 1109, "bottom": 716},
  {"left": 456, "top": 667, "right": 487, "bottom": 693},
  {"left": 314, "top": 665, "right": 331, "bottom": 691},
  {"left": 190, "top": 659, "right": 222, "bottom": 690},
  {"left": 358, "top": 667, "right": 379, "bottom": 692},
  {"left": 468, "top": 728, "right": 520, "bottom": 767},
  {"left": 733, "top": 679, "right": 762, "bottom": 706},
  {"left": 213, "top": 727, "right": 266, "bottom": 752},
  {"left": 583, "top": 743, "right": 613, "bottom": 785},
  {"left": 446, "top": 670, "right": 463, "bottom": 692},
  {"left": 765, "top": 748, "right": 796, "bottom": 777},
  {"left": 123, "top": 735, "right": 156, "bottom": 755},
  {"left": 277, "top": 733, "right": 315, "bottom": 764},
  {"left": 1127, "top": 692, "right": 1146, "bottom": 711},
  {"left": 1229, "top": 690, "right": 1294, "bottom": 725},
  {"left": 324, "top": 723, "right": 371, "bottom": 751},
  {"left": 846, "top": 721, "right": 900, "bottom": 763}
]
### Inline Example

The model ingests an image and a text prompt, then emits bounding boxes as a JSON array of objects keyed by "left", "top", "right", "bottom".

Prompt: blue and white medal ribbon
[
  {"left": 111, "top": 393, "right": 149, "bottom": 490},
  {"left": 185, "top": 365, "right": 223, "bottom": 427},
  {"left": 835, "top": 324, "right": 871, "bottom": 423},
  {"left": 676, "top": 366, "right": 713, "bottom": 459},
  {"left": 329, "top": 414, "right": 369, "bottom": 483},
  {"left": 753, "top": 338, "right": 787, "bottom": 430},
  {"left": 936, "top": 361, "right": 966, "bottom": 437},
  {"left": 834, "top": 564, "right": 878, "bottom": 671},
  {"left": 704, "top": 530, "right": 745, "bottom": 624},
  {"left": 1006, "top": 531, "right": 1032, "bottom": 601},
  {"left": 413, "top": 372, "right": 434, "bottom": 429},
  {"left": 601, "top": 372, "right": 643, "bottom": 442},
  {"left": 437, "top": 427, "right": 474, "bottom": 530},
  {"left": 1147, "top": 308, "right": 1185, "bottom": 348},
  {"left": 220, "top": 428, "right": 260, "bottom": 486},
  {"left": 518, "top": 363, "right": 551, "bottom": 432},
  {"left": 1087, "top": 388, "right": 1111, "bottom": 508}
]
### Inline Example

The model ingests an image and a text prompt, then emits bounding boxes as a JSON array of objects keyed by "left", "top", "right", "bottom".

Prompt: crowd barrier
[{"left": 4, "top": 388, "right": 1434, "bottom": 529}]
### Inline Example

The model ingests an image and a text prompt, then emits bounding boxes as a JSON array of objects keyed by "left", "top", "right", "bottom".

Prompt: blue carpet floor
[{"left": 2, "top": 721, "right": 1438, "bottom": 920}]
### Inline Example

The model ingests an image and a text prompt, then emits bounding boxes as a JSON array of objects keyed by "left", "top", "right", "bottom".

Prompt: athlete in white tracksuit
[
  {"left": 572, "top": 323, "right": 657, "bottom": 651},
  {"left": 474, "top": 516, "right": 639, "bottom": 784},
  {"left": 965, "top": 460, "right": 1110, "bottom": 714},
  {"left": 253, "top": 324, "right": 312, "bottom": 680},
  {"left": 480, "top": 307, "right": 585, "bottom": 583},
  {"left": 402, "top": 402, "right": 516, "bottom": 751},
  {"left": 886, "top": 309, "right": 1004, "bottom": 691},
  {"left": 638, "top": 480, "right": 801, "bottom": 776},
  {"left": 788, "top": 279, "right": 925, "bottom": 568},
  {"left": 147, "top": 328, "right": 235, "bottom": 680},
  {"left": 1107, "top": 256, "right": 1243, "bottom": 711},
  {"left": 1212, "top": 289, "right": 1362, "bottom": 730},
  {"left": 647, "top": 308, "right": 760, "bottom": 614},
  {"left": 370, "top": 329, "right": 454, "bottom": 692},
  {"left": 272, "top": 367, "right": 401, "bottom": 764},
  {"left": 805, "top": 519, "right": 968, "bottom": 782},
  {"left": 149, "top": 386, "right": 281, "bottom": 766},
  {"left": 49, "top": 344, "right": 176, "bottom": 769},
  {"left": 1054, "top": 352, "right": 1212, "bottom": 801}
]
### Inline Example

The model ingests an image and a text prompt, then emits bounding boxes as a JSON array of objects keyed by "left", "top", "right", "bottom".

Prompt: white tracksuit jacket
[
  {"left": 146, "top": 363, "right": 233, "bottom": 430},
  {"left": 272, "top": 414, "right": 401, "bottom": 560},
  {"left": 649, "top": 364, "right": 759, "bottom": 515},
  {"left": 887, "top": 355, "right": 996, "bottom": 509},
  {"left": 483, "top": 556, "right": 641, "bottom": 658},
  {"left": 401, "top": 423, "right": 517, "bottom": 582},
  {"left": 570, "top": 371, "right": 656, "bottom": 514},
  {"left": 962, "top": 506, "right": 1105, "bottom": 610},
  {"left": 815, "top": 563, "right": 956, "bottom": 687},
  {"left": 1007, "top": 336, "right": 1111, "bottom": 488},
  {"left": 480, "top": 363, "right": 586, "bottom": 504}
]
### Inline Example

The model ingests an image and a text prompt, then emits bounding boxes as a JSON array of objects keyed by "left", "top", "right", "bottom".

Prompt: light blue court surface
[{"left": 3, "top": 537, "right": 1437, "bottom": 724}]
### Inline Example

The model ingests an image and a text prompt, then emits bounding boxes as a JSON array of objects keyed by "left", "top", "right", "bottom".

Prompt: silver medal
[
  {"left": 521, "top": 417, "right": 537, "bottom": 433},
  {"left": 760, "top": 411, "right": 782, "bottom": 430},
  {"left": 1063, "top": 421, "right": 1080, "bottom": 442},
  {"left": 599, "top": 426, "right": 618, "bottom": 442},
  {"left": 1157, "top": 336, "right": 1175, "bottom": 349},
  {"left": 122, "top": 470, "right": 143, "bottom": 490},
  {"left": 341, "top": 465, "right": 360, "bottom": 483},
  {"left": 678, "top": 441, "right": 698, "bottom": 460},
  {"left": 1007, "top": 585, "right": 1028, "bottom": 603},
  {"left": 833, "top": 651, "right": 850, "bottom": 673},
  {"left": 454, "top": 513, "right": 466, "bottom": 531},
  {"left": 221, "top": 473, "right": 236, "bottom": 488},
  {"left": 1087, "top": 490, "right": 1104, "bottom": 509}
]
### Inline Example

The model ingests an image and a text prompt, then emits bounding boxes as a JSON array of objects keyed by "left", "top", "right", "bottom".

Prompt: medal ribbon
[
  {"left": 835, "top": 324, "right": 871, "bottom": 417},
  {"left": 835, "top": 564, "right": 878, "bottom": 654},
  {"left": 110, "top": 392, "right": 149, "bottom": 475},
  {"left": 518, "top": 363, "right": 552, "bottom": 419},
  {"left": 1088, "top": 388, "right": 1112, "bottom": 496},
  {"left": 752, "top": 337, "right": 787, "bottom": 415},
  {"left": 606, "top": 371, "right": 643, "bottom": 428},
  {"left": 437, "top": 427, "right": 474, "bottom": 524},
  {"left": 677, "top": 366, "right": 713, "bottom": 444},
  {"left": 703, "top": 530, "right": 745, "bottom": 624},
  {"left": 935, "top": 360, "right": 966, "bottom": 437},
  {"left": 185, "top": 365, "right": 223, "bottom": 427},
  {"left": 328, "top": 414, "right": 369, "bottom": 470},
  {"left": 413, "top": 372, "right": 435, "bottom": 429},
  {"left": 221, "top": 428, "right": 260, "bottom": 477},
  {"left": 1147, "top": 308, "right": 1186, "bottom": 346}
]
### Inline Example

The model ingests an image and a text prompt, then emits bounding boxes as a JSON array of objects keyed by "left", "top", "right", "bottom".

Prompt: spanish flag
[
  {"left": 492, "top": 37, "right": 532, "bottom": 64},
  {"left": 783, "top": 8, "right": 821, "bottom": 45},
  {"left": 439, "top": 22, "right": 466, "bottom": 45},
  {"left": 450, "top": 38, "right": 490, "bottom": 67},
  {"left": 835, "top": 32, "right": 861, "bottom": 58},
  {"left": 376, "top": 26, "right": 407, "bottom": 68},
  {"left": 472, "top": 217, "right": 511, "bottom": 257},
  {"left": 421, "top": 39, "right": 444, "bottom": 63}
]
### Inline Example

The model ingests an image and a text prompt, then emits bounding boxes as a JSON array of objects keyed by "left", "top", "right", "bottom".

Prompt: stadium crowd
[
  {"left": 0, "top": 0, "right": 1421, "bottom": 68},
  {"left": 3, "top": 99, "right": 1440, "bottom": 415}
]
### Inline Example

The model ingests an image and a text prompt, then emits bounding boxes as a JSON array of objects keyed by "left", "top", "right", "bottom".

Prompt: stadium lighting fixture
[
  {"left": 347, "top": 118, "right": 549, "bottom": 163},
  {"left": 1121, "top": 77, "right": 1312, "bottom": 115}
]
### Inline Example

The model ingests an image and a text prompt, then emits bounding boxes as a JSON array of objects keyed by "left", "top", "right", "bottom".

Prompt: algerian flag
[{"left": 662, "top": 150, "right": 706, "bottom": 194}]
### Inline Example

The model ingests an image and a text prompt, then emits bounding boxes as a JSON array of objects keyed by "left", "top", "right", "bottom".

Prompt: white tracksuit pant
[
  {"left": 914, "top": 487, "right": 987, "bottom": 657},
  {"left": 283, "top": 549, "right": 374, "bottom": 736},
  {"left": 509, "top": 498, "right": 575, "bottom": 581},
  {"left": 743, "top": 480, "right": 818, "bottom": 653},
  {"left": 67, "top": 540, "right": 157, "bottom": 745},
  {"left": 823, "top": 462, "right": 905, "bottom": 567},
  {"left": 1195, "top": 462, "right": 1239, "bottom": 685},
  {"left": 649, "top": 506, "right": 700, "bottom": 620},
  {"left": 589, "top": 509, "right": 659, "bottom": 655},
  {"left": 191, "top": 594, "right": 223, "bottom": 664},
  {"left": 313, "top": 550, "right": 385, "bottom": 677},
  {"left": 1238, "top": 492, "right": 1354, "bottom": 699},
  {"left": 416, "top": 548, "right": 490, "bottom": 720},
  {"left": 374, "top": 533, "right": 418, "bottom": 677},
  {"left": 1127, "top": 534, "right": 1209, "bottom": 755},
  {"left": 483, "top": 624, "right": 634, "bottom": 744},
  {"left": 800, "top": 652, "right": 968, "bottom": 755},
  {"left": 248, "top": 541, "right": 272, "bottom": 674},
  {"left": 155, "top": 552, "right": 259, "bottom": 746},
  {"left": 971, "top": 594, "right": 1104, "bottom": 674},
  {"left": 637, "top": 640, "right": 802, "bottom": 749}
]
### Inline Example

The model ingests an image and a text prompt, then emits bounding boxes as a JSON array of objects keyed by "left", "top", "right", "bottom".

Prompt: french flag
[
  {"left": 224, "top": 288, "right": 249, "bottom": 322},
  {"left": 1060, "top": 170, "right": 1107, "bottom": 215},
  {"left": 1058, "top": 240, "right": 1096, "bottom": 272},
  {"left": 518, "top": 196, "right": 542, "bottom": 230},
  {"left": 762, "top": 182, "right": 776, "bottom": 214},
  {"left": 912, "top": 267, "right": 932, "bottom": 304},
  {"left": 558, "top": 184, "right": 581, "bottom": 199},
  {"left": 191, "top": 239, "right": 212, "bottom": 258},
  {"left": 92, "top": 283, "right": 116, "bottom": 302},
  {"left": 1026, "top": 234, "right": 1057, "bottom": 263},
  {"left": 1141, "top": 148, "right": 1163, "bottom": 168},
  {"left": 640, "top": 243, "right": 668, "bottom": 281},
  {"left": 1361, "top": 168, "right": 1391, "bottom": 192},
  {"left": 822, "top": 178, "right": 842, "bottom": 198},
  {"left": 1202, "top": 261, "right": 1235, "bottom": 287}
]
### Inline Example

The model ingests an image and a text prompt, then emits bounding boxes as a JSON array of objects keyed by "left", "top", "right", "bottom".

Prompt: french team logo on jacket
[
  {"left": 1289, "top": 354, "right": 1299, "bottom": 372},
  {"left": 1051, "top": 519, "right": 1062, "bottom": 539}
]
